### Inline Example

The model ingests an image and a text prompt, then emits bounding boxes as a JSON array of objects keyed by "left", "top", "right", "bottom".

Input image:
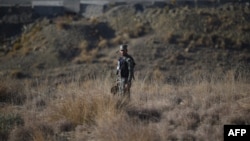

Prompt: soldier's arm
[
  {"left": 116, "top": 59, "right": 120, "bottom": 75},
  {"left": 127, "top": 58, "right": 134, "bottom": 82}
]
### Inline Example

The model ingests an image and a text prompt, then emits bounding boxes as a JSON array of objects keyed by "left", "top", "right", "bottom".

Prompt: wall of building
[
  {"left": 1, "top": 0, "right": 248, "bottom": 17},
  {"left": 64, "top": 0, "right": 80, "bottom": 13},
  {"left": 32, "top": 1, "right": 64, "bottom": 16},
  {"left": 33, "top": 6, "right": 64, "bottom": 17}
]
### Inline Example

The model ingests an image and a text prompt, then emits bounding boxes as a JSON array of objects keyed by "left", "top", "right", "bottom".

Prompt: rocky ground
[{"left": 0, "top": 2, "right": 250, "bottom": 83}]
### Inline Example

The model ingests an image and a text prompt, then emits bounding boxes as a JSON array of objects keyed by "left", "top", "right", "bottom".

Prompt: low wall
[
  {"left": 1, "top": 0, "right": 249, "bottom": 17},
  {"left": 80, "top": 4, "right": 105, "bottom": 17}
]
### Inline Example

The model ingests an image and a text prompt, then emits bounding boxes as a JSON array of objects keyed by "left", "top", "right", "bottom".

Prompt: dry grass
[
  {"left": 0, "top": 80, "right": 26, "bottom": 104},
  {"left": 0, "top": 70, "right": 249, "bottom": 141},
  {"left": 88, "top": 17, "right": 100, "bottom": 25},
  {"left": 0, "top": 3, "right": 249, "bottom": 141},
  {"left": 97, "top": 38, "right": 108, "bottom": 48},
  {"left": 54, "top": 15, "right": 73, "bottom": 30},
  {"left": 0, "top": 114, "right": 24, "bottom": 141},
  {"left": 110, "top": 35, "right": 125, "bottom": 46},
  {"left": 51, "top": 93, "right": 118, "bottom": 125},
  {"left": 119, "top": 23, "right": 149, "bottom": 39},
  {"left": 0, "top": 83, "right": 9, "bottom": 102},
  {"left": 96, "top": 119, "right": 160, "bottom": 141},
  {"left": 12, "top": 41, "right": 22, "bottom": 51},
  {"left": 6, "top": 20, "right": 46, "bottom": 56},
  {"left": 9, "top": 123, "right": 54, "bottom": 141},
  {"left": 73, "top": 40, "right": 100, "bottom": 63},
  {"left": 78, "top": 40, "right": 89, "bottom": 50},
  {"left": 9, "top": 70, "right": 28, "bottom": 79},
  {"left": 163, "top": 31, "right": 246, "bottom": 50},
  {"left": 55, "top": 22, "right": 70, "bottom": 30},
  {"left": 48, "top": 79, "right": 126, "bottom": 126},
  {"left": 72, "top": 48, "right": 98, "bottom": 64}
]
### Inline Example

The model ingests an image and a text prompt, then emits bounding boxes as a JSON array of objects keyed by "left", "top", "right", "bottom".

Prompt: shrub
[
  {"left": 0, "top": 114, "right": 24, "bottom": 141},
  {"left": 79, "top": 40, "right": 89, "bottom": 50},
  {"left": 10, "top": 70, "right": 29, "bottom": 79},
  {"left": 56, "top": 22, "right": 70, "bottom": 30},
  {"left": 9, "top": 123, "right": 55, "bottom": 141},
  {"left": 51, "top": 93, "right": 123, "bottom": 126},
  {"left": 96, "top": 118, "right": 160, "bottom": 141},
  {"left": 12, "top": 41, "right": 22, "bottom": 51},
  {"left": 54, "top": 15, "right": 72, "bottom": 30},
  {"left": 98, "top": 38, "right": 108, "bottom": 48},
  {"left": 0, "top": 83, "right": 9, "bottom": 102},
  {"left": 110, "top": 35, "right": 124, "bottom": 46},
  {"left": 8, "top": 126, "right": 33, "bottom": 141},
  {"left": 0, "top": 81, "right": 26, "bottom": 104}
]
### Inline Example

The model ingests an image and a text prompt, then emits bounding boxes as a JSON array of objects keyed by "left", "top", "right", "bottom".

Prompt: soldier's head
[{"left": 119, "top": 44, "right": 128, "bottom": 56}]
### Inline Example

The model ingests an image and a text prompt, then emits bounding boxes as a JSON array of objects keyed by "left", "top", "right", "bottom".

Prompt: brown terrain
[{"left": 0, "top": 2, "right": 250, "bottom": 141}]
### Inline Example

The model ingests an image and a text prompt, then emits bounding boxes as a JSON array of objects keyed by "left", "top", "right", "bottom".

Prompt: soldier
[{"left": 116, "top": 44, "right": 136, "bottom": 99}]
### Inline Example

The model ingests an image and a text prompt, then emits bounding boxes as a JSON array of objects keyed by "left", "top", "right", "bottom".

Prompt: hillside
[
  {"left": 0, "top": 3, "right": 250, "bottom": 82},
  {"left": 0, "top": 3, "right": 250, "bottom": 141}
]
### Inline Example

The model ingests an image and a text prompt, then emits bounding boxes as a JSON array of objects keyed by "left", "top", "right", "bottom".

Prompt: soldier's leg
[
  {"left": 124, "top": 80, "right": 131, "bottom": 100},
  {"left": 118, "top": 78, "right": 126, "bottom": 95}
]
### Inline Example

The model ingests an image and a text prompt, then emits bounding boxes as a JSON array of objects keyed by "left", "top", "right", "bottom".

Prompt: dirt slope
[{"left": 0, "top": 3, "right": 249, "bottom": 82}]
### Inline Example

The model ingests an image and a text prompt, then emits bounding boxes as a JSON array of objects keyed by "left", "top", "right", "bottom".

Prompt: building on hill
[
  {"left": 0, "top": 0, "right": 32, "bottom": 6},
  {"left": 65, "top": 0, "right": 80, "bottom": 14},
  {"left": 80, "top": 0, "right": 109, "bottom": 17},
  {"left": 1, "top": 0, "right": 248, "bottom": 17},
  {"left": 31, "top": 0, "right": 109, "bottom": 17},
  {"left": 32, "top": 0, "right": 64, "bottom": 17}
]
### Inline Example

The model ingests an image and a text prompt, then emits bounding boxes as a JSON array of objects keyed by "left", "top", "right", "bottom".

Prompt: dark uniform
[{"left": 116, "top": 45, "right": 135, "bottom": 99}]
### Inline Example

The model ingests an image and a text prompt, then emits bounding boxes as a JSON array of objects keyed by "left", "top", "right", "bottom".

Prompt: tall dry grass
[{"left": 0, "top": 70, "right": 249, "bottom": 141}]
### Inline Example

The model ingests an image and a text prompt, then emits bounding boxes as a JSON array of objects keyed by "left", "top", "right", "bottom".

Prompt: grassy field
[
  {"left": 0, "top": 69, "right": 249, "bottom": 141},
  {"left": 0, "top": 3, "right": 250, "bottom": 141}
]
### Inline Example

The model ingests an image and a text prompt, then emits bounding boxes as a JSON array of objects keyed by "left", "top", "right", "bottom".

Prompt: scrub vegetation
[{"left": 0, "top": 2, "right": 249, "bottom": 141}]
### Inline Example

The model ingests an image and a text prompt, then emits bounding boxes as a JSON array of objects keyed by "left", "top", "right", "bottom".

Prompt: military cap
[{"left": 120, "top": 44, "right": 128, "bottom": 51}]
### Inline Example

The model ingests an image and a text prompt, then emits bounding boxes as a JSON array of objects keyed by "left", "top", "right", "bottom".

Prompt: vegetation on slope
[{"left": 0, "top": 3, "right": 249, "bottom": 141}]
